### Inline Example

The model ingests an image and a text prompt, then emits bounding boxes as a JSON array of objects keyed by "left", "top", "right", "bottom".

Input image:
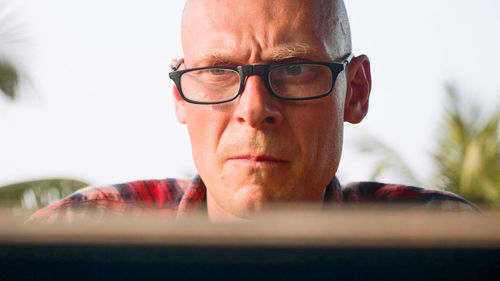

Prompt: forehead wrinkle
[
  {"left": 193, "top": 44, "right": 322, "bottom": 66},
  {"left": 182, "top": 0, "right": 344, "bottom": 64}
]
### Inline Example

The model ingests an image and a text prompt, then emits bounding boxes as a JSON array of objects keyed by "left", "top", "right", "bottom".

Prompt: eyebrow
[
  {"left": 196, "top": 43, "right": 319, "bottom": 66},
  {"left": 271, "top": 43, "right": 318, "bottom": 61},
  {"left": 209, "top": 52, "right": 234, "bottom": 65}
]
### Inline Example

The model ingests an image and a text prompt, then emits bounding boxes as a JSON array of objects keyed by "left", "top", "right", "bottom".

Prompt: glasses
[{"left": 169, "top": 54, "right": 354, "bottom": 105}]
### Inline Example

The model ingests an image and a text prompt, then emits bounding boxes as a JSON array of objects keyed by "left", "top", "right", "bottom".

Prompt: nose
[{"left": 233, "top": 75, "right": 284, "bottom": 129}]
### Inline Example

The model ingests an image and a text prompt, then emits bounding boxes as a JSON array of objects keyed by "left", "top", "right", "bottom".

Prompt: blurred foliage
[
  {"left": 434, "top": 85, "right": 500, "bottom": 207},
  {"left": 359, "top": 86, "right": 500, "bottom": 208},
  {"left": 1, "top": 8, "right": 85, "bottom": 214},
  {"left": 0, "top": 59, "right": 18, "bottom": 99},
  {"left": 0, "top": 179, "right": 89, "bottom": 212},
  {"left": 357, "top": 136, "right": 422, "bottom": 186},
  {"left": 0, "top": 0, "right": 25, "bottom": 100}
]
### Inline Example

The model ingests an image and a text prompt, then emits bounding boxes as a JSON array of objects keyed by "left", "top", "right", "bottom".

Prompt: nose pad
[{"left": 234, "top": 75, "right": 283, "bottom": 129}]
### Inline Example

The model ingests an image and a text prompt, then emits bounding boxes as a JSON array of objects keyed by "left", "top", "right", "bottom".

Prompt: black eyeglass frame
[{"left": 169, "top": 54, "right": 355, "bottom": 105}]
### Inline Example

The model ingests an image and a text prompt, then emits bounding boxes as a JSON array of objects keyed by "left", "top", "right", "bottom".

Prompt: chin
[
  {"left": 232, "top": 180, "right": 301, "bottom": 207},
  {"left": 232, "top": 183, "right": 269, "bottom": 209}
]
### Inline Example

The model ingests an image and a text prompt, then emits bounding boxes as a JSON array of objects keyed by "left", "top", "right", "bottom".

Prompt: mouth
[{"left": 228, "top": 155, "right": 289, "bottom": 166}]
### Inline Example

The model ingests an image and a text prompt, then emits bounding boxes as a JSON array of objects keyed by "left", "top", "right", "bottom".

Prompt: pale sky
[{"left": 1, "top": 0, "right": 499, "bottom": 187}]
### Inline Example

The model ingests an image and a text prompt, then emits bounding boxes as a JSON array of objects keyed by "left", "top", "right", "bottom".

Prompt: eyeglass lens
[
  {"left": 181, "top": 69, "right": 240, "bottom": 103},
  {"left": 180, "top": 64, "right": 334, "bottom": 103},
  {"left": 269, "top": 64, "right": 333, "bottom": 98}
]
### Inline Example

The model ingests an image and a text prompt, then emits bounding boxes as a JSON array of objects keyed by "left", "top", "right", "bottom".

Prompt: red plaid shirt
[{"left": 28, "top": 175, "right": 479, "bottom": 223}]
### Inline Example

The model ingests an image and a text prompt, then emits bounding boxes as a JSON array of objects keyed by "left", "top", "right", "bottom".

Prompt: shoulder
[
  {"left": 342, "top": 181, "right": 480, "bottom": 212},
  {"left": 27, "top": 178, "right": 191, "bottom": 223}
]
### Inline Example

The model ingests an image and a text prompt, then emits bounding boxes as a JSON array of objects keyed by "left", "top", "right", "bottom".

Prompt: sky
[{"left": 1, "top": 0, "right": 499, "bottom": 187}]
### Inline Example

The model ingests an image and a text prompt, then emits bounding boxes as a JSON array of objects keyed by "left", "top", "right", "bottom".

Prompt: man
[{"left": 29, "top": 0, "right": 477, "bottom": 223}]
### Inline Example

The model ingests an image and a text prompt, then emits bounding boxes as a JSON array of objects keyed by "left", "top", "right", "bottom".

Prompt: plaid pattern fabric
[
  {"left": 28, "top": 175, "right": 478, "bottom": 223},
  {"left": 342, "top": 182, "right": 480, "bottom": 212}
]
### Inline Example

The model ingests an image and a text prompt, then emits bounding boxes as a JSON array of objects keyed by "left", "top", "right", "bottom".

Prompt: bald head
[
  {"left": 172, "top": 0, "right": 371, "bottom": 222},
  {"left": 181, "top": 0, "right": 352, "bottom": 63},
  {"left": 312, "top": 0, "right": 352, "bottom": 58}
]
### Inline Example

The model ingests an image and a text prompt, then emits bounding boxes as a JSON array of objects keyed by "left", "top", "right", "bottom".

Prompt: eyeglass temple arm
[
  {"left": 343, "top": 53, "right": 355, "bottom": 66},
  {"left": 171, "top": 58, "right": 185, "bottom": 71}
]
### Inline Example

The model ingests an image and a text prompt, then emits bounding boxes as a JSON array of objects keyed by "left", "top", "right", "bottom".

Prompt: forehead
[{"left": 182, "top": 0, "right": 335, "bottom": 64}]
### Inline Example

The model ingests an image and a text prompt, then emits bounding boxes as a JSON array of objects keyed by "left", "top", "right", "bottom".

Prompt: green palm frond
[
  {"left": 433, "top": 85, "right": 500, "bottom": 206},
  {"left": 357, "top": 136, "right": 422, "bottom": 186},
  {"left": 0, "top": 2, "right": 25, "bottom": 100},
  {"left": 0, "top": 178, "right": 90, "bottom": 211},
  {"left": 0, "top": 59, "right": 18, "bottom": 99},
  {"left": 358, "top": 85, "right": 500, "bottom": 208}
]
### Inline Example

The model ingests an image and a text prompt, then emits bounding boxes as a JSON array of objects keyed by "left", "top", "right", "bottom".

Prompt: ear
[
  {"left": 173, "top": 85, "right": 186, "bottom": 124},
  {"left": 344, "top": 55, "right": 372, "bottom": 124},
  {"left": 171, "top": 59, "right": 186, "bottom": 124}
]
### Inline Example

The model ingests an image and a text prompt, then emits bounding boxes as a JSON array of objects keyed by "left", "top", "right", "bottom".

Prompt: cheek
[
  {"left": 184, "top": 105, "right": 231, "bottom": 174},
  {"left": 185, "top": 106, "right": 214, "bottom": 172},
  {"left": 293, "top": 93, "right": 344, "bottom": 183},
  {"left": 320, "top": 90, "right": 345, "bottom": 161},
  {"left": 322, "top": 90, "right": 345, "bottom": 176}
]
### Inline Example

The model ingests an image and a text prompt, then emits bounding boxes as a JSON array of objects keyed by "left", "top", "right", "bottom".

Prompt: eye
[
  {"left": 283, "top": 65, "right": 304, "bottom": 76},
  {"left": 189, "top": 68, "right": 239, "bottom": 85},
  {"left": 209, "top": 68, "right": 228, "bottom": 75}
]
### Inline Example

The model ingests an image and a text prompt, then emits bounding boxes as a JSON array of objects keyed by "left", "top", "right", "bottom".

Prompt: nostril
[{"left": 265, "top": 116, "right": 276, "bottom": 124}]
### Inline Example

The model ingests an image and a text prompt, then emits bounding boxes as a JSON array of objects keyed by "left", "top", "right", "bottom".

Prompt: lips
[{"left": 228, "top": 155, "right": 288, "bottom": 165}]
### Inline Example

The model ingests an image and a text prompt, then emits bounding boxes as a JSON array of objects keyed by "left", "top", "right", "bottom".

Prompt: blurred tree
[
  {"left": 1, "top": 4, "right": 92, "bottom": 215},
  {"left": 434, "top": 85, "right": 500, "bottom": 207},
  {"left": 0, "top": 59, "right": 18, "bottom": 99},
  {"left": 359, "top": 86, "right": 500, "bottom": 207},
  {"left": 357, "top": 136, "right": 422, "bottom": 186},
  {"left": 0, "top": 1, "right": 24, "bottom": 100},
  {"left": 0, "top": 179, "right": 89, "bottom": 212}
]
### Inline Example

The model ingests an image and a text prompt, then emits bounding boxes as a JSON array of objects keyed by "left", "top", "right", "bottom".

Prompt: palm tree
[
  {"left": 1, "top": 5, "right": 91, "bottom": 215},
  {"left": 433, "top": 85, "right": 500, "bottom": 207},
  {"left": 358, "top": 85, "right": 500, "bottom": 208},
  {"left": 356, "top": 136, "right": 422, "bottom": 186},
  {"left": 0, "top": 59, "right": 18, "bottom": 99},
  {"left": 0, "top": 179, "right": 90, "bottom": 213},
  {"left": 0, "top": 1, "right": 23, "bottom": 100}
]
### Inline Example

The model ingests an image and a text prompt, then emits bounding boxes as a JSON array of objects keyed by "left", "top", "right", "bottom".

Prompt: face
[{"left": 176, "top": 0, "right": 349, "bottom": 221}]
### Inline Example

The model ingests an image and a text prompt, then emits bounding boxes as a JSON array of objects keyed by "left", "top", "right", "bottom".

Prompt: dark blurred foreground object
[
  {"left": 1, "top": 211, "right": 499, "bottom": 281},
  {"left": 0, "top": 179, "right": 89, "bottom": 213}
]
